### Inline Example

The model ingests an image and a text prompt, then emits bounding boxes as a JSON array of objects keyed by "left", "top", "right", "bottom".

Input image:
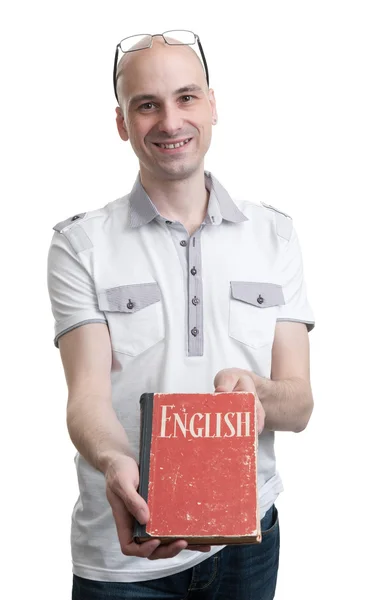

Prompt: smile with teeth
[{"left": 154, "top": 138, "right": 192, "bottom": 149}]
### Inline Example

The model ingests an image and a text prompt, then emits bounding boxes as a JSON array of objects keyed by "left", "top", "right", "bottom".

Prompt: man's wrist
[
  {"left": 250, "top": 372, "right": 271, "bottom": 403},
  {"left": 97, "top": 447, "right": 137, "bottom": 476}
]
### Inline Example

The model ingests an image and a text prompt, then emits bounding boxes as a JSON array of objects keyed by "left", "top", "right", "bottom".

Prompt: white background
[{"left": 2, "top": 1, "right": 366, "bottom": 598}]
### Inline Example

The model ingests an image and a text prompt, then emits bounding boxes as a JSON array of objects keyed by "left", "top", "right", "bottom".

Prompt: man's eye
[
  {"left": 181, "top": 95, "right": 194, "bottom": 102},
  {"left": 139, "top": 102, "right": 155, "bottom": 111}
]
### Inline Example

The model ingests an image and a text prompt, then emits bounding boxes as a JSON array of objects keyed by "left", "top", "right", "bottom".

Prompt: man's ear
[
  {"left": 209, "top": 89, "right": 218, "bottom": 125},
  {"left": 116, "top": 107, "right": 129, "bottom": 141}
]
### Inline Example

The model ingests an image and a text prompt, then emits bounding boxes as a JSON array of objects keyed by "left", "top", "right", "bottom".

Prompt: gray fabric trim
[
  {"left": 64, "top": 225, "right": 93, "bottom": 253},
  {"left": 128, "top": 171, "right": 248, "bottom": 228},
  {"left": 54, "top": 319, "right": 107, "bottom": 347},
  {"left": 276, "top": 318, "right": 315, "bottom": 332},
  {"left": 260, "top": 201, "right": 292, "bottom": 219},
  {"left": 260, "top": 202, "right": 293, "bottom": 240},
  {"left": 98, "top": 282, "right": 161, "bottom": 313},
  {"left": 188, "top": 230, "right": 204, "bottom": 357},
  {"left": 129, "top": 175, "right": 160, "bottom": 227},
  {"left": 53, "top": 212, "right": 87, "bottom": 233},
  {"left": 231, "top": 281, "right": 285, "bottom": 308},
  {"left": 206, "top": 188, "right": 223, "bottom": 225},
  {"left": 206, "top": 171, "right": 248, "bottom": 223}
]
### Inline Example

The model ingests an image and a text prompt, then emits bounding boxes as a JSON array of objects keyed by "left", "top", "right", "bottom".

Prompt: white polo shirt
[{"left": 47, "top": 171, "right": 314, "bottom": 583}]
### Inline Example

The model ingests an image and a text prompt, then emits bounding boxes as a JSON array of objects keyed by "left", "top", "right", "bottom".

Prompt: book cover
[{"left": 134, "top": 392, "right": 261, "bottom": 545}]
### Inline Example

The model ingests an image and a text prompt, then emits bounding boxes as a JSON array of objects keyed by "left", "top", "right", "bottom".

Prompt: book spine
[{"left": 133, "top": 393, "right": 154, "bottom": 541}]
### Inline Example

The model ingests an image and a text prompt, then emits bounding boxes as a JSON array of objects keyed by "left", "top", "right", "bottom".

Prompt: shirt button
[
  {"left": 192, "top": 296, "right": 200, "bottom": 306},
  {"left": 127, "top": 300, "right": 134, "bottom": 309},
  {"left": 257, "top": 295, "right": 264, "bottom": 305},
  {"left": 190, "top": 267, "right": 197, "bottom": 275},
  {"left": 180, "top": 240, "right": 187, "bottom": 247},
  {"left": 191, "top": 327, "right": 199, "bottom": 337},
  {"left": 71, "top": 215, "right": 80, "bottom": 221}
]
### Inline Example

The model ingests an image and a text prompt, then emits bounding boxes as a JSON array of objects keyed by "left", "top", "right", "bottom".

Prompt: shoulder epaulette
[
  {"left": 260, "top": 201, "right": 292, "bottom": 219},
  {"left": 52, "top": 212, "right": 93, "bottom": 253},
  {"left": 260, "top": 202, "right": 293, "bottom": 240},
  {"left": 53, "top": 212, "right": 87, "bottom": 233}
]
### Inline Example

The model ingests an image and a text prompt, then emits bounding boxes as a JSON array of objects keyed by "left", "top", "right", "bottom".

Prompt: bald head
[
  {"left": 114, "top": 33, "right": 217, "bottom": 183},
  {"left": 116, "top": 35, "right": 208, "bottom": 107}
]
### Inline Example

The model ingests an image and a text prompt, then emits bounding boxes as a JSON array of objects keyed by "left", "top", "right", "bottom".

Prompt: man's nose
[{"left": 157, "top": 105, "right": 184, "bottom": 137}]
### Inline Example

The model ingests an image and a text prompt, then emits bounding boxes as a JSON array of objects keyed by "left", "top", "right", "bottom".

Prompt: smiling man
[
  {"left": 47, "top": 31, "right": 315, "bottom": 600},
  {"left": 115, "top": 37, "right": 215, "bottom": 188}
]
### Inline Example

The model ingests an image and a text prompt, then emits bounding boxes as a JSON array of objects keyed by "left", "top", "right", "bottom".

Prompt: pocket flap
[
  {"left": 230, "top": 281, "right": 285, "bottom": 308},
  {"left": 98, "top": 282, "right": 161, "bottom": 313}
]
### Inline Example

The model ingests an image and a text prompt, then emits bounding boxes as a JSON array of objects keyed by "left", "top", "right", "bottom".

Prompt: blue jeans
[{"left": 72, "top": 505, "right": 279, "bottom": 600}]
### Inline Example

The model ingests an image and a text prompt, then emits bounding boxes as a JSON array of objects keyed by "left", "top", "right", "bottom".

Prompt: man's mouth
[{"left": 152, "top": 138, "right": 192, "bottom": 150}]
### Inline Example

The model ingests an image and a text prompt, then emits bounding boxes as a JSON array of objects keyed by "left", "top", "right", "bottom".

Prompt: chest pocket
[
  {"left": 229, "top": 281, "right": 285, "bottom": 349},
  {"left": 98, "top": 282, "right": 165, "bottom": 356}
]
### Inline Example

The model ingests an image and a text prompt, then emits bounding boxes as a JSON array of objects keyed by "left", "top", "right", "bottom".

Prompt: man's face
[{"left": 116, "top": 41, "right": 217, "bottom": 181}]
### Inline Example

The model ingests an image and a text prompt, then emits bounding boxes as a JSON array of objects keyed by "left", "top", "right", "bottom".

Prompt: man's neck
[{"left": 140, "top": 167, "right": 209, "bottom": 236}]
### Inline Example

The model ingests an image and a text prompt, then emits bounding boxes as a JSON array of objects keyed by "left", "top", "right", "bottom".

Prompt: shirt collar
[{"left": 129, "top": 171, "right": 248, "bottom": 228}]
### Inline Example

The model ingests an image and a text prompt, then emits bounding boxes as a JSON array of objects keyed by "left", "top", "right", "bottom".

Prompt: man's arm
[
  {"left": 254, "top": 320, "right": 313, "bottom": 432},
  {"left": 59, "top": 322, "right": 156, "bottom": 539},
  {"left": 214, "top": 321, "right": 313, "bottom": 433},
  {"left": 60, "top": 322, "right": 133, "bottom": 472},
  {"left": 59, "top": 322, "right": 161, "bottom": 556},
  {"left": 59, "top": 322, "right": 209, "bottom": 559}
]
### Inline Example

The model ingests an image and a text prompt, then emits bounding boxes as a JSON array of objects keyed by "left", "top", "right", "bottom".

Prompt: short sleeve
[
  {"left": 47, "top": 231, "right": 107, "bottom": 347},
  {"left": 276, "top": 226, "right": 315, "bottom": 331}
]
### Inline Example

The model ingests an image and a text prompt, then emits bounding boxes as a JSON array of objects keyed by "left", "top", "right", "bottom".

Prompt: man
[{"left": 48, "top": 30, "right": 315, "bottom": 600}]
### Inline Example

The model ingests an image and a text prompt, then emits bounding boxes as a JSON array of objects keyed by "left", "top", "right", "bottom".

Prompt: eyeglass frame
[{"left": 113, "top": 30, "right": 210, "bottom": 102}]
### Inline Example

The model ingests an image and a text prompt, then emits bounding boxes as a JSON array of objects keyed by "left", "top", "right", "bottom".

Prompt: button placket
[{"left": 188, "top": 234, "right": 203, "bottom": 356}]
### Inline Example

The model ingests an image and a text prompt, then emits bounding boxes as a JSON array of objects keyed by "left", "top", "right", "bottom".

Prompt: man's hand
[
  {"left": 105, "top": 453, "right": 211, "bottom": 560},
  {"left": 214, "top": 368, "right": 266, "bottom": 434}
]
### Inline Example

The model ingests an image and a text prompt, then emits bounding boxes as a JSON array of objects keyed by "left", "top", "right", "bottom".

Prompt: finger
[
  {"left": 257, "top": 415, "right": 263, "bottom": 434},
  {"left": 107, "top": 488, "right": 159, "bottom": 557},
  {"left": 233, "top": 374, "right": 256, "bottom": 394},
  {"left": 149, "top": 542, "right": 211, "bottom": 559},
  {"left": 214, "top": 369, "right": 241, "bottom": 392},
  {"left": 257, "top": 401, "right": 266, "bottom": 435},
  {"left": 148, "top": 540, "right": 188, "bottom": 560},
  {"left": 187, "top": 545, "right": 211, "bottom": 552},
  {"left": 124, "top": 538, "right": 162, "bottom": 558}
]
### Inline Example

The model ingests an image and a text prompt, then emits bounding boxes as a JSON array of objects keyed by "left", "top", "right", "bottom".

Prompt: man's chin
[{"left": 154, "top": 160, "right": 200, "bottom": 180}]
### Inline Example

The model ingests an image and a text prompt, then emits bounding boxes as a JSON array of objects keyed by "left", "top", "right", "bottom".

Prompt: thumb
[
  {"left": 214, "top": 368, "right": 241, "bottom": 392},
  {"left": 233, "top": 374, "right": 257, "bottom": 394},
  {"left": 118, "top": 482, "right": 150, "bottom": 525},
  {"left": 108, "top": 471, "right": 150, "bottom": 525}
]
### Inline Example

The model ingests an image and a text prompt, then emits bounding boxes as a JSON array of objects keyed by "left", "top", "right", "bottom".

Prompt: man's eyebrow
[
  {"left": 129, "top": 94, "right": 156, "bottom": 106},
  {"left": 174, "top": 84, "right": 204, "bottom": 95},
  {"left": 129, "top": 85, "right": 204, "bottom": 106}
]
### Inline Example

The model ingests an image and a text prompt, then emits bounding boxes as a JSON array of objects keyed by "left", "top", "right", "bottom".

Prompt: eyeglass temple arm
[
  {"left": 196, "top": 37, "right": 210, "bottom": 87},
  {"left": 113, "top": 46, "right": 119, "bottom": 102}
]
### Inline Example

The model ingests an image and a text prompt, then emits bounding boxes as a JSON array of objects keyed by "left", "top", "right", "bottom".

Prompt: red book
[{"left": 134, "top": 392, "right": 261, "bottom": 545}]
